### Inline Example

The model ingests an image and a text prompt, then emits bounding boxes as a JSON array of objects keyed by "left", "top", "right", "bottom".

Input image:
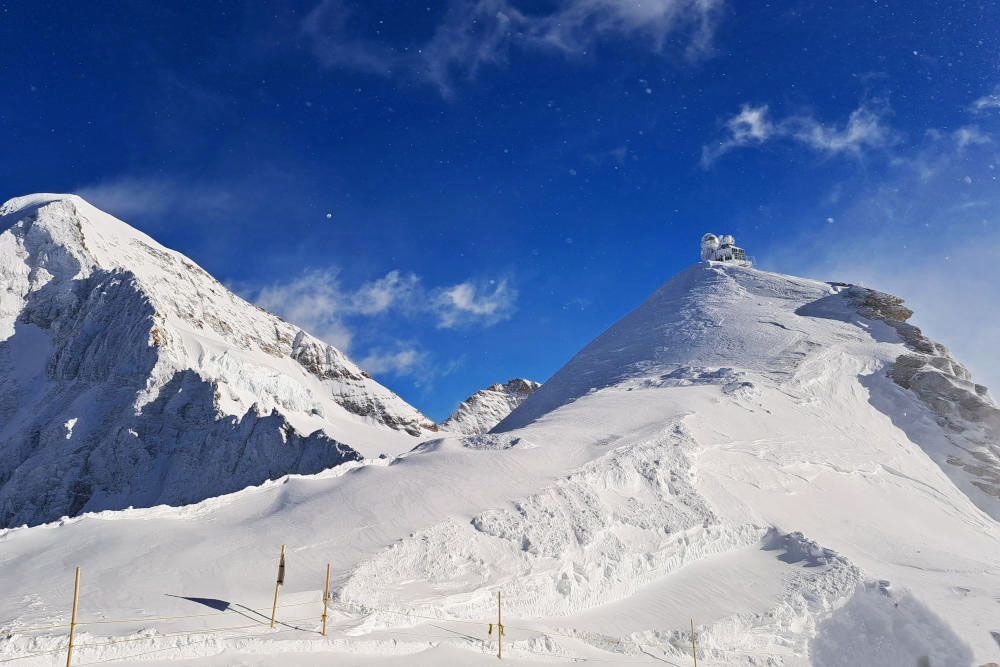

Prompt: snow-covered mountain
[
  {"left": 497, "top": 266, "right": 1000, "bottom": 521},
  {"left": 1, "top": 260, "right": 998, "bottom": 665},
  {"left": 0, "top": 194, "right": 436, "bottom": 527},
  {"left": 440, "top": 377, "right": 540, "bottom": 435}
]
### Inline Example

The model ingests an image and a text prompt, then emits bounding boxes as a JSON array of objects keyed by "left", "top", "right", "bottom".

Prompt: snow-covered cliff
[
  {"left": 0, "top": 194, "right": 435, "bottom": 527},
  {"left": 440, "top": 378, "right": 540, "bottom": 435}
]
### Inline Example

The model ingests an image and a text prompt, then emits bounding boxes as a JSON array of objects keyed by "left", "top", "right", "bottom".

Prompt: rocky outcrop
[
  {"left": 291, "top": 331, "right": 436, "bottom": 436},
  {"left": 846, "top": 286, "right": 1000, "bottom": 507},
  {"left": 440, "top": 378, "right": 541, "bottom": 435}
]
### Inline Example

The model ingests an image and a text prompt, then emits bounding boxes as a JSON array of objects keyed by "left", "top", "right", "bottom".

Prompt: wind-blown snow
[{"left": 1, "top": 256, "right": 998, "bottom": 665}]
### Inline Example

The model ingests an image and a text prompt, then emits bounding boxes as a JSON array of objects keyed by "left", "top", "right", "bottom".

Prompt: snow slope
[
  {"left": 0, "top": 194, "right": 435, "bottom": 527},
  {"left": 440, "top": 378, "right": 540, "bottom": 435},
  {"left": 1, "top": 261, "right": 998, "bottom": 666}
]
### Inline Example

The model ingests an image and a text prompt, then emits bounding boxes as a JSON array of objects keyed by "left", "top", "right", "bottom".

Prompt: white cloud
[
  {"left": 791, "top": 105, "right": 890, "bottom": 153},
  {"left": 728, "top": 104, "right": 772, "bottom": 142},
  {"left": 253, "top": 269, "right": 517, "bottom": 339},
  {"left": 303, "top": 0, "right": 724, "bottom": 97},
  {"left": 300, "top": 1, "right": 395, "bottom": 74},
  {"left": 971, "top": 85, "right": 1000, "bottom": 113},
  {"left": 247, "top": 269, "right": 517, "bottom": 377},
  {"left": 954, "top": 125, "right": 991, "bottom": 148},
  {"left": 432, "top": 278, "right": 518, "bottom": 328},
  {"left": 358, "top": 345, "right": 428, "bottom": 376},
  {"left": 349, "top": 270, "right": 419, "bottom": 315},
  {"left": 76, "top": 176, "right": 235, "bottom": 221},
  {"left": 252, "top": 268, "right": 428, "bottom": 349},
  {"left": 702, "top": 102, "right": 894, "bottom": 166},
  {"left": 254, "top": 269, "right": 356, "bottom": 350}
]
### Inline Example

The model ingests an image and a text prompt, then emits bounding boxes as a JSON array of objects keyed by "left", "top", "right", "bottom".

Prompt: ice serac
[
  {"left": 0, "top": 193, "right": 435, "bottom": 527},
  {"left": 439, "top": 377, "right": 540, "bottom": 435}
]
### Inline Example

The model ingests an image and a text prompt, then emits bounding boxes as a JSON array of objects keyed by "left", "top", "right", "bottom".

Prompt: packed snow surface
[
  {"left": 440, "top": 377, "right": 540, "bottom": 435},
  {"left": 1, "top": 243, "right": 998, "bottom": 665}
]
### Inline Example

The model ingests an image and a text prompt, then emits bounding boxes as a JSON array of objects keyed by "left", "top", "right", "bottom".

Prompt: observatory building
[{"left": 700, "top": 233, "right": 751, "bottom": 267}]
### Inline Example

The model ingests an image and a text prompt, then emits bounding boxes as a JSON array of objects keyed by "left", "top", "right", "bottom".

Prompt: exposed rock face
[
  {"left": 0, "top": 194, "right": 434, "bottom": 527},
  {"left": 289, "top": 331, "right": 436, "bottom": 436},
  {"left": 440, "top": 378, "right": 541, "bottom": 435},
  {"left": 845, "top": 285, "right": 1000, "bottom": 507}
]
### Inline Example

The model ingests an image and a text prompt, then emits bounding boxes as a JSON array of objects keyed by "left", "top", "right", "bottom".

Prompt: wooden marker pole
[
  {"left": 496, "top": 591, "right": 503, "bottom": 660},
  {"left": 66, "top": 567, "right": 81, "bottom": 667},
  {"left": 690, "top": 618, "right": 698, "bottom": 667},
  {"left": 321, "top": 563, "right": 331, "bottom": 637},
  {"left": 270, "top": 545, "right": 285, "bottom": 629}
]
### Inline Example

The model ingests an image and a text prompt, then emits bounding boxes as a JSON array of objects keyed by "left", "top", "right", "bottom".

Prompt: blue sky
[{"left": 1, "top": 1, "right": 998, "bottom": 420}]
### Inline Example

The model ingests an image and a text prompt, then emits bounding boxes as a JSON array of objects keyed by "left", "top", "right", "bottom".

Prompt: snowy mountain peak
[
  {"left": 499, "top": 262, "right": 999, "bottom": 518},
  {"left": 0, "top": 193, "right": 435, "bottom": 527},
  {"left": 439, "top": 377, "right": 541, "bottom": 435}
]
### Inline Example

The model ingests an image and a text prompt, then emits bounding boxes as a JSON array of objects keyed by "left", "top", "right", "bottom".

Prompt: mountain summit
[
  {"left": 0, "top": 194, "right": 435, "bottom": 527},
  {"left": 497, "top": 262, "right": 999, "bottom": 520}
]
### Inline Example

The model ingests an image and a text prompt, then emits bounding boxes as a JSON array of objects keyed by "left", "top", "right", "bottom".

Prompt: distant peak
[
  {"left": 440, "top": 377, "right": 542, "bottom": 435},
  {"left": 490, "top": 378, "right": 541, "bottom": 394}
]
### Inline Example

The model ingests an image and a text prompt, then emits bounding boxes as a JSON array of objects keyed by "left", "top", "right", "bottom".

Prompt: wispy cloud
[
  {"left": 433, "top": 278, "right": 518, "bottom": 328},
  {"left": 303, "top": 0, "right": 724, "bottom": 97},
  {"left": 359, "top": 345, "right": 428, "bottom": 376},
  {"left": 701, "top": 101, "right": 894, "bottom": 166},
  {"left": 246, "top": 268, "right": 517, "bottom": 376},
  {"left": 300, "top": 1, "right": 395, "bottom": 75},
  {"left": 953, "top": 125, "right": 991, "bottom": 148},
  {"left": 349, "top": 270, "right": 420, "bottom": 315},
  {"left": 253, "top": 269, "right": 356, "bottom": 350},
  {"left": 76, "top": 176, "right": 236, "bottom": 221},
  {"left": 971, "top": 85, "right": 1000, "bottom": 113}
]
